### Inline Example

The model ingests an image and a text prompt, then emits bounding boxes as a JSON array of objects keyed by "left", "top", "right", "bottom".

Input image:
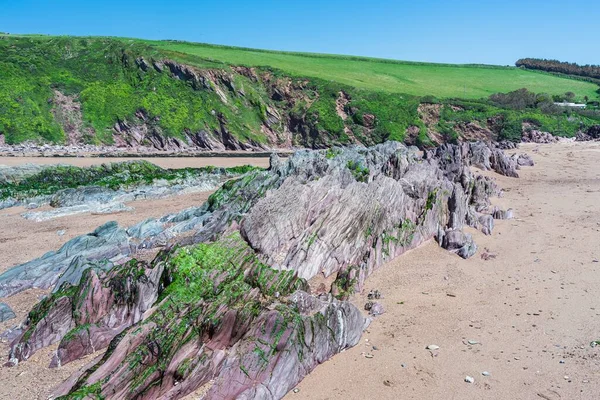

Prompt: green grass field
[{"left": 146, "top": 41, "right": 599, "bottom": 100}]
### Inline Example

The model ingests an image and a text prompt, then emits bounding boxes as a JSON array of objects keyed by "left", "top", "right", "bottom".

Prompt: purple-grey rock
[{"left": 0, "top": 303, "right": 15, "bottom": 323}]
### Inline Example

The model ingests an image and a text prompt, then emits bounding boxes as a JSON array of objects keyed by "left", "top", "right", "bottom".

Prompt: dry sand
[
  {"left": 286, "top": 141, "right": 600, "bottom": 400},
  {"left": 1, "top": 143, "right": 599, "bottom": 399},
  {"left": 0, "top": 156, "right": 271, "bottom": 169}
]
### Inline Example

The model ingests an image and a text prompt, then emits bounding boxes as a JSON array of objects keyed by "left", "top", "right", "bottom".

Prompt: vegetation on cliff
[{"left": 0, "top": 34, "right": 599, "bottom": 148}]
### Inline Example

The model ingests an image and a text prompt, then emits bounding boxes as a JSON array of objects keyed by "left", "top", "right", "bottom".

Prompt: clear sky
[{"left": 0, "top": 0, "right": 598, "bottom": 66}]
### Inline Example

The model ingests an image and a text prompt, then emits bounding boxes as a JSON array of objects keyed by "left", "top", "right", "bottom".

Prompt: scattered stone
[
  {"left": 492, "top": 207, "right": 514, "bottom": 220},
  {"left": 481, "top": 248, "right": 497, "bottom": 260},
  {"left": 0, "top": 303, "right": 16, "bottom": 322},
  {"left": 515, "top": 153, "right": 535, "bottom": 167},
  {"left": 465, "top": 376, "right": 475, "bottom": 384},
  {"left": 401, "top": 363, "right": 407, "bottom": 368},
  {"left": 383, "top": 380, "right": 392, "bottom": 387},
  {"left": 365, "top": 353, "right": 374, "bottom": 359},
  {"left": 366, "top": 302, "right": 384, "bottom": 317},
  {"left": 467, "top": 340, "right": 479, "bottom": 345},
  {"left": 57, "top": 230, "right": 66, "bottom": 236},
  {"left": 559, "top": 360, "right": 565, "bottom": 364},
  {"left": 293, "top": 388, "right": 300, "bottom": 393},
  {"left": 446, "top": 292, "right": 457, "bottom": 298},
  {"left": 367, "top": 289, "right": 382, "bottom": 300},
  {"left": 426, "top": 345, "right": 440, "bottom": 350},
  {"left": 482, "top": 371, "right": 490, "bottom": 377}
]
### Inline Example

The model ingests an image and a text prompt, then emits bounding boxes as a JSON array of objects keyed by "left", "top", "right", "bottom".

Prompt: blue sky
[{"left": 0, "top": 0, "right": 597, "bottom": 65}]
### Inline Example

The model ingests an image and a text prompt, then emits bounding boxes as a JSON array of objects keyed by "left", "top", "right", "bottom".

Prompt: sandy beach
[
  {"left": 286, "top": 141, "right": 600, "bottom": 400},
  {"left": 0, "top": 143, "right": 599, "bottom": 399},
  {"left": 0, "top": 156, "right": 271, "bottom": 169}
]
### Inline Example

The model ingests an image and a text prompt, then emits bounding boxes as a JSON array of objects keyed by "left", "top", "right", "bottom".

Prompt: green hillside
[
  {"left": 0, "top": 34, "right": 598, "bottom": 148},
  {"left": 150, "top": 40, "right": 599, "bottom": 100}
]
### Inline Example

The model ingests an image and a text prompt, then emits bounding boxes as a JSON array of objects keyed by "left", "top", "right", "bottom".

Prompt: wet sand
[{"left": 0, "top": 156, "right": 271, "bottom": 169}]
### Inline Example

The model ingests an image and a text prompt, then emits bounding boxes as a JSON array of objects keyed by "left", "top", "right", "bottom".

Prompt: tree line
[{"left": 516, "top": 58, "right": 600, "bottom": 80}]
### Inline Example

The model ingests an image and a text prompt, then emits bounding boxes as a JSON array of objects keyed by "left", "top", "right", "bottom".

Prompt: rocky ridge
[{"left": 1, "top": 141, "right": 527, "bottom": 399}]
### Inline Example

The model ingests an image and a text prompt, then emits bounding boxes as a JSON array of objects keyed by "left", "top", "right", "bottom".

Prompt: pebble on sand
[
  {"left": 426, "top": 345, "right": 440, "bottom": 350},
  {"left": 465, "top": 376, "right": 475, "bottom": 383}
]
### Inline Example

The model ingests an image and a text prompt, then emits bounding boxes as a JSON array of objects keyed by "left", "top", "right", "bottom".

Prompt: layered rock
[
  {"left": 7, "top": 259, "right": 164, "bottom": 367},
  {"left": 522, "top": 129, "right": 559, "bottom": 144},
  {"left": 576, "top": 125, "right": 600, "bottom": 142},
  {"left": 1, "top": 141, "right": 526, "bottom": 399}
]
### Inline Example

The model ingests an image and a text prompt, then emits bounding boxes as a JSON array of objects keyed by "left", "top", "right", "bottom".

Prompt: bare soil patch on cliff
[{"left": 288, "top": 141, "right": 600, "bottom": 400}]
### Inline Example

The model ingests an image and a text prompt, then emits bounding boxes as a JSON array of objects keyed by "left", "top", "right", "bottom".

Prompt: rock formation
[
  {"left": 1, "top": 141, "right": 526, "bottom": 399},
  {"left": 522, "top": 129, "right": 559, "bottom": 144},
  {"left": 576, "top": 125, "right": 600, "bottom": 142}
]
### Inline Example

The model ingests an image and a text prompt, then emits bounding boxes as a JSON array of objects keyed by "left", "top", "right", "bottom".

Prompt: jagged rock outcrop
[
  {"left": 0, "top": 222, "right": 130, "bottom": 298},
  {"left": 522, "top": 129, "right": 559, "bottom": 144},
  {"left": 37, "top": 233, "right": 364, "bottom": 400},
  {"left": 497, "top": 140, "right": 518, "bottom": 150},
  {"left": 6, "top": 259, "right": 163, "bottom": 367},
  {"left": 1, "top": 141, "right": 527, "bottom": 399},
  {"left": 587, "top": 125, "right": 600, "bottom": 139},
  {"left": 577, "top": 125, "right": 600, "bottom": 141}
]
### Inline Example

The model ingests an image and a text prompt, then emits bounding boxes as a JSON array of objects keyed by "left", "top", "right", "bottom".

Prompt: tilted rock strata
[{"left": 1, "top": 141, "right": 525, "bottom": 399}]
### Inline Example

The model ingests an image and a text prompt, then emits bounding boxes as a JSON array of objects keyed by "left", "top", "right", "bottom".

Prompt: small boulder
[
  {"left": 492, "top": 207, "right": 514, "bottom": 220},
  {"left": 516, "top": 154, "right": 534, "bottom": 167},
  {"left": 0, "top": 303, "right": 16, "bottom": 322},
  {"left": 440, "top": 229, "right": 477, "bottom": 259}
]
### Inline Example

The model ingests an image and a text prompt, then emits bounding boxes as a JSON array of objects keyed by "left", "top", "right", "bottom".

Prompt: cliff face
[
  {"left": 0, "top": 36, "right": 430, "bottom": 151},
  {"left": 1, "top": 141, "right": 526, "bottom": 399}
]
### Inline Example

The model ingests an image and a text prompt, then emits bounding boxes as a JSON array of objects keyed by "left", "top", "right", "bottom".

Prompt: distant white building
[{"left": 554, "top": 102, "right": 587, "bottom": 109}]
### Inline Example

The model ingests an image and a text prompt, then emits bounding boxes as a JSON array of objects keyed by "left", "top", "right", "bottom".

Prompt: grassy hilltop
[
  {"left": 150, "top": 40, "right": 599, "bottom": 100},
  {"left": 0, "top": 34, "right": 598, "bottom": 148}
]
